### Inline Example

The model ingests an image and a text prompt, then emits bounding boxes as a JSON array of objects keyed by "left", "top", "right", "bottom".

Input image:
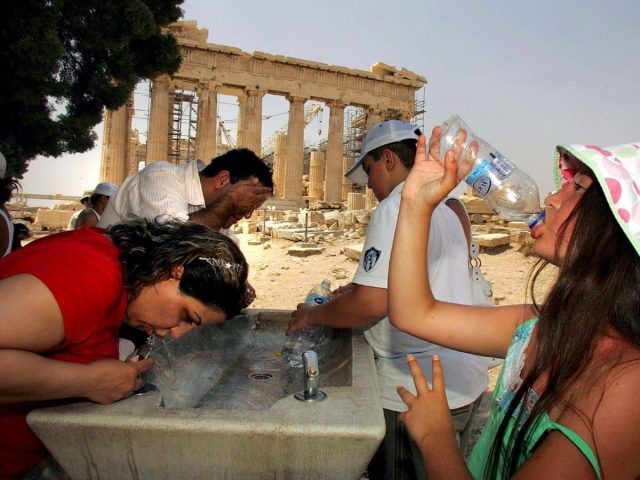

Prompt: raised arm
[
  {"left": 0, "top": 275, "right": 150, "bottom": 404},
  {"left": 388, "top": 131, "right": 534, "bottom": 359}
]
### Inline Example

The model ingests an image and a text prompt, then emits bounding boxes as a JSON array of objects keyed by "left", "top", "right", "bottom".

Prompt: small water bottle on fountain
[
  {"left": 437, "top": 115, "right": 545, "bottom": 229},
  {"left": 281, "top": 279, "right": 331, "bottom": 368}
]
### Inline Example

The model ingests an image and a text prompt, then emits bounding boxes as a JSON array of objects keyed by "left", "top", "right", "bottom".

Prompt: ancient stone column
[
  {"left": 283, "top": 96, "right": 307, "bottom": 201},
  {"left": 195, "top": 81, "right": 218, "bottom": 162},
  {"left": 236, "top": 94, "right": 247, "bottom": 148},
  {"left": 366, "top": 108, "right": 385, "bottom": 132},
  {"left": 342, "top": 156, "right": 354, "bottom": 201},
  {"left": 273, "top": 133, "right": 287, "bottom": 198},
  {"left": 347, "top": 193, "right": 366, "bottom": 211},
  {"left": 99, "top": 96, "right": 132, "bottom": 185},
  {"left": 365, "top": 187, "right": 377, "bottom": 211},
  {"left": 400, "top": 111, "right": 414, "bottom": 122},
  {"left": 308, "top": 151, "right": 325, "bottom": 200},
  {"left": 324, "top": 101, "right": 347, "bottom": 202},
  {"left": 243, "top": 90, "right": 265, "bottom": 155},
  {"left": 146, "top": 76, "right": 171, "bottom": 164}
]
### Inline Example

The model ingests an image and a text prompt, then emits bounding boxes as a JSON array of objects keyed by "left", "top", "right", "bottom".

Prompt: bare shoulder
[{"left": 590, "top": 350, "right": 640, "bottom": 478}]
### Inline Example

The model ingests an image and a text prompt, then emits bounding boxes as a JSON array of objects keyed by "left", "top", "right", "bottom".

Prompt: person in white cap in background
[
  {"left": 66, "top": 193, "right": 92, "bottom": 231},
  {"left": 287, "top": 120, "right": 487, "bottom": 480},
  {"left": 0, "top": 151, "right": 20, "bottom": 258},
  {"left": 75, "top": 182, "right": 118, "bottom": 229}
]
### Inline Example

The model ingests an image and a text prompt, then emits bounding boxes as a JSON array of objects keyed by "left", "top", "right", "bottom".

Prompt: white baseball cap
[
  {"left": 345, "top": 120, "right": 422, "bottom": 186},
  {"left": 93, "top": 182, "right": 119, "bottom": 197},
  {"left": 0, "top": 152, "right": 6, "bottom": 179}
]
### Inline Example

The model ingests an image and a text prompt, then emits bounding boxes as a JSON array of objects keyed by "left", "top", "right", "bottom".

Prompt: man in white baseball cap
[
  {"left": 290, "top": 120, "right": 488, "bottom": 480},
  {"left": 75, "top": 182, "right": 118, "bottom": 229},
  {"left": 345, "top": 120, "right": 422, "bottom": 186}
]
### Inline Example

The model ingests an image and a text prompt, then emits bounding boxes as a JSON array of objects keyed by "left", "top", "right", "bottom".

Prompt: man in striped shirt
[
  {"left": 98, "top": 148, "right": 273, "bottom": 305},
  {"left": 98, "top": 149, "right": 273, "bottom": 232}
]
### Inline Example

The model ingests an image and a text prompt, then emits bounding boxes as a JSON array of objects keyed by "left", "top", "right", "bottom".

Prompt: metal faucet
[{"left": 294, "top": 350, "right": 327, "bottom": 402}]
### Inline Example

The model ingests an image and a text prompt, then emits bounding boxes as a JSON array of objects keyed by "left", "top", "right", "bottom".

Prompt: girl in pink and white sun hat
[
  {"left": 386, "top": 131, "right": 640, "bottom": 480},
  {"left": 555, "top": 142, "right": 640, "bottom": 256}
]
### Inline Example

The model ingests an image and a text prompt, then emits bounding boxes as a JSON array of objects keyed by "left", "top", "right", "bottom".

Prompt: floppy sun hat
[
  {"left": 345, "top": 120, "right": 422, "bottom": 186},
  {"left": 555, "top": 142, "right": 640, "bottom": 256}
]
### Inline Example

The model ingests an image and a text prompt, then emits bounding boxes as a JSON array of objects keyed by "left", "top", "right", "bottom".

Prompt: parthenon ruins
[{"left": 99, "top": 20, "right": 426, "bottom": 205}]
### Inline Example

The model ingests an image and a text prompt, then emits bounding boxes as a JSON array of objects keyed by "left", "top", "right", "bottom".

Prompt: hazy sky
[{"left": 20, "top": 0, "right": 640, "bottom": 206}]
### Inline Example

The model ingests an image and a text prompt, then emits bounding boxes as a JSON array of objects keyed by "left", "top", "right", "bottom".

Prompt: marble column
[
  {"left": 366, "top": 108, "right": 385, "bottom": 132},
  {"left": 236, "top": 94, "right": 247, "bottom": 149},
  {"left": 146, "top": 76, "right": 171, "bottom": 164},
  {"left": 273, "top": 133, "right": 287, "bottom": 198},
  {"left": 99, "top": 96, "right": 132, "bottom": 185},
  {"left": 282, "top": 96, "right": 307, "bottom": 201},
  {"left": 243, "top": 90, "right": 265, "bottom": 155},
  {"left": 365, "top": 188, "right": 378, "bottom": 211},
  {"left": 308, "top": 151, "right": 325, "bottom": 200},
  {"left": 195, "top": 81, "right": 218, "bottom": 161},
  {"left": 342, "top": 156, "right": 353, "bottom": 201},
  {"left": 347, "top": 193, "right": 366, "bottom": 211},
  {"left": 324, "top": 101, "right": 347, "bottom": 202}
]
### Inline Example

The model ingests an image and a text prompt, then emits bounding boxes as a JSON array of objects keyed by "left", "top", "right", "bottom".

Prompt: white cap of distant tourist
[
  {"left": 345, "top": 120, "right": 422, "bottom": 186},
  {"left": 93, "top": 182, "right": 119, "bottom": 197},
  {"left": 0, "top": 152, "right": 6, "bottom": 179}
]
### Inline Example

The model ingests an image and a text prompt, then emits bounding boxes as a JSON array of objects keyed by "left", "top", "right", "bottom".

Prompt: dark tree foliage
[{"left": 0, "top": 0, "right": 184, "bottom": 178}]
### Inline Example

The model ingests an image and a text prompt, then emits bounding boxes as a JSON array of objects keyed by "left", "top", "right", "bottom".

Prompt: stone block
[
  {"left": 343, "top": 244, "right": 363, "bottom": 261},
  {"left": 508, "top": 221, "right": 529, "bottom": 230},
  {"left": 242, "top": 223, "right": 257, "bottom": 234},
  {"left": 459, "top": 195, "right": 494, "bottom": 215},
  {"left": 35, "top": 209, "right": 73, "bottom": 230},
  {"left": 287, "top": 245, "right": 323, "bottom": 257},
  {"left": 470, "top": 214, "right": 485, "bottom": 225},
  {"left": 473, "top": 233, "right": 510, "bottom": 248}
]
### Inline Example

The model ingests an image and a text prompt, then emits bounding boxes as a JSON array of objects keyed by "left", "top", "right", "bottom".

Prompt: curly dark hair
[{"left": 109, "top": 219, "right": 248, "bottom": 319}]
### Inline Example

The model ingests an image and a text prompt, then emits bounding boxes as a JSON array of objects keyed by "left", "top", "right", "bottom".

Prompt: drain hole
[{"left": 249, "top": 373, "right": 273, "bottom": 381}]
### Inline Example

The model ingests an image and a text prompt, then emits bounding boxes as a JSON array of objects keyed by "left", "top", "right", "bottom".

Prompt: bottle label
[
  {"left": 305, "top": 293, "right": 328, "bottom": 306},
  {"left": 489, "top": 151, "right": 515, "bottom": 178},
  {"left": 466, "top": 159, "right": 493, "bottom": 196},
  {"left": 466, "top": 151, "right": 514, "bottom": 197}
]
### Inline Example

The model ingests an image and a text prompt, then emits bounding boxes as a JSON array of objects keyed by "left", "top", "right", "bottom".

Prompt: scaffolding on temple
[{"left": 170, "top": 88, "right": 198, "bottom": 164}]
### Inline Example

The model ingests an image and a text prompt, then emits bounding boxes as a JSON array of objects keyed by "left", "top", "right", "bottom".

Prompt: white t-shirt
[
  {"left": 353, "top": 182, "right": 488, "bottom": 411},
  {"left": 98, "top": 159, "right": 206, "bottom": 229},
  {"left": 66, "top": 209, "right": 84, "bottom": 230}
]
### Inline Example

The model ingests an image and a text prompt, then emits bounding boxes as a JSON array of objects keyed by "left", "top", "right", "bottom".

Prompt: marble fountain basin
[{"left": 27, "top": 309, "right": 385, "bottom": 479}]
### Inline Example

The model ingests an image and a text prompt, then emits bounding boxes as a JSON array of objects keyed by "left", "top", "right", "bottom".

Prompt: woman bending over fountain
[
  {"left": 388, "top": 131, "right": 640, "bottom": 479},
  {"left": 0, "top": 219, "right": 248, "bottom": 479}
]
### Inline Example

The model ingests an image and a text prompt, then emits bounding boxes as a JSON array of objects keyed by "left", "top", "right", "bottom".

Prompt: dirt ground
[{"left": 236, "top": 231, "right": 556, "bottom": 456}]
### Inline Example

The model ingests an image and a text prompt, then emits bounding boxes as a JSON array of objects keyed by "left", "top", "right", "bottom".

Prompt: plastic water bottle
[
  {"left": 281, "top": 279, "right": 331, "bottom": 368},
  {"left": 438, "top": 115, "right": 545, "bottom": 228}
]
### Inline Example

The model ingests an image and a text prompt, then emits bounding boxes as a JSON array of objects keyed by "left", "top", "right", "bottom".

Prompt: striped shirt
[
  {"left": 97, "top": 159, "right": 239, "bottom": 245},
  {"left": 98, "top": 159, "right": 206, "bottom": 228}
]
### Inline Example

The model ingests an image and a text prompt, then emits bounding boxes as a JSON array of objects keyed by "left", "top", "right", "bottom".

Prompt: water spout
[{"left": 294, "top": 350, "right": 327, "bottom": 402}]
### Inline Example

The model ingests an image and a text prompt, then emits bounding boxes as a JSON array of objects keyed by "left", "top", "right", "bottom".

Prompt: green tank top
[{"left": 466, "top": 318, "right": 601, "bottom": 479}]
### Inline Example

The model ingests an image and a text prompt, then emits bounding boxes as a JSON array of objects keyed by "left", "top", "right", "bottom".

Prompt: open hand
[
  {"left": 226, "top": 177, "right": 273, "bottom": 216},
  {"left": 397, "top": 354, "right": 456, "bottom": 450},
  {"left": 402, "top": 127, "right": 475, "bottom": 207}
]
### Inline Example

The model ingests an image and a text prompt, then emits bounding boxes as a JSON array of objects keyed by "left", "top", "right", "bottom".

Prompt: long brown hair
[{"left": 486, "top": 178, "right": 640, "bottom": 478}]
